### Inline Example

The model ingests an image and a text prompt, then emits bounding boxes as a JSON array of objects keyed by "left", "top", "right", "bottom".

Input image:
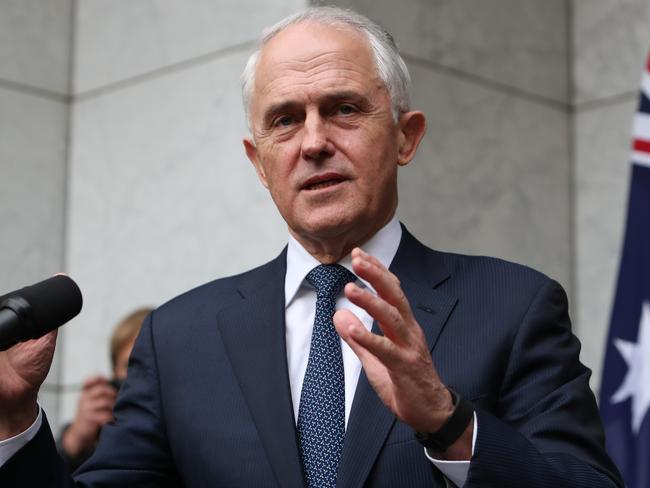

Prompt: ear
[
  {"left": 243, "top": 137, "right": 269, "bottom": 189},
  {"left": 396, "top": 111, "right": 426, "bottom": 166}
]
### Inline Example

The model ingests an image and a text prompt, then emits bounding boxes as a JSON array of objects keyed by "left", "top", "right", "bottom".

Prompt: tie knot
[{"left": 306, "top": 264, "right": 356, "bottom": 298}]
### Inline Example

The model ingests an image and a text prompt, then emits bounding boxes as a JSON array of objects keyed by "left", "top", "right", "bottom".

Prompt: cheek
[
  {"left": 339, "top": 124, "right": 397, "bottom": 161},
  {"left": 264, "top": 169, "right": 296, "bottom": 213},
  {"left": 262, "top": 147, "right": 302, "bottom": 192}
]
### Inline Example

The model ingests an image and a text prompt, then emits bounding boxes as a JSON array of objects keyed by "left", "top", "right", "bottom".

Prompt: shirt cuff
[
  {"left": 0, "top": 407, "right": 43, "bottom": 467},
  {"left": 424, "top": 411, "right": 477, "bottom": 487}
]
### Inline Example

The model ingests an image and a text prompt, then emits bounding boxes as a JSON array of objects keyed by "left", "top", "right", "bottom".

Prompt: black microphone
[{"left": 0, "top": 275, "right": 83, "bottom": 351}]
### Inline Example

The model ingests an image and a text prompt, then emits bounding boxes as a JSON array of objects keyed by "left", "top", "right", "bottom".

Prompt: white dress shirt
[
  {"left": 0, "top": 409, "right": 42, "bottom": 466},
  {"left": 0, "top": 217, "right": 474, "bottom": 486}
]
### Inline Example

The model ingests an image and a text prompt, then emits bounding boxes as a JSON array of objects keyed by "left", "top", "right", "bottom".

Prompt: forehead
[{"left": 252, "top": 22, "right": 381, "bottom": 104}]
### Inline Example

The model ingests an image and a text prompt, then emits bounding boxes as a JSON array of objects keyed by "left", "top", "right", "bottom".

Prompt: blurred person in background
[{"left": 57, "top": 308, "right": 153, "bottom": 472}]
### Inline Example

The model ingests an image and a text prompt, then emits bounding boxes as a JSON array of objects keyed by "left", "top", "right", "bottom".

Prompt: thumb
[
  {"left": 334, "top": 309, "right": 379, "bottom": 367},
  {"left": 333, "top": 308, "right": 363, "bottom": 343}
]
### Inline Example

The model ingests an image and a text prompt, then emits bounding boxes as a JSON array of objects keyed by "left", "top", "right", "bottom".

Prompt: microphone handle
[
  {"left": 0, "top": 306, "right": 22, "bottom": 351},
  {"left": 0, "top": 296, "right": 35, "bottom": 351}
]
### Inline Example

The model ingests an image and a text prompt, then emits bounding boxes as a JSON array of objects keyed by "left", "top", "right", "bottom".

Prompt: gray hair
[{"left": 241, "top": 6, "right": 411, "bottom": 127}]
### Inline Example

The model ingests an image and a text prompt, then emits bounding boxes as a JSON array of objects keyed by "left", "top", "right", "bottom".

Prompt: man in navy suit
[{"left": 0, "top": 6, "right": 623, "bottom": 487}]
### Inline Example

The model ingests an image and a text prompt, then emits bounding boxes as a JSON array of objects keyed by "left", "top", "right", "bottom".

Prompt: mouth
[{"left": 301, "top": 173, "right": 347, "bottom": 191}]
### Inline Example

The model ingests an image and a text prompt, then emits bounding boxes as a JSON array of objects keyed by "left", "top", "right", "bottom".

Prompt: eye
[
  {"left": 337, "top": 104, "right": 356, "bottom": 115},
  {"left": 274, "top": 115, "right": 294, "bottom": 127}
]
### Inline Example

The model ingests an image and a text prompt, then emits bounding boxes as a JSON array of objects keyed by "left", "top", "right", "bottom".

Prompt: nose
[{"left": 300, "top": 112, "right": 335, "bottom": 161}]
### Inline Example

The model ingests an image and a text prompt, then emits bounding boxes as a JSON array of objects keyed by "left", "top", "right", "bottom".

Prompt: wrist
[
  {"left": 414, "top": 388, "right": 474, "bottom": 454},
  {"left": 436, "top": 416, "right": 474, "bottom": 461},
  {"left": 412, "top": 385, "right": 455, "bottom": 433}
]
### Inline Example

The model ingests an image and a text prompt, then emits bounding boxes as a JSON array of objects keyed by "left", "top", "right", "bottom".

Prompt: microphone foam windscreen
[{"left": 19, "top": 275, "right": 83, "bottom": 329}]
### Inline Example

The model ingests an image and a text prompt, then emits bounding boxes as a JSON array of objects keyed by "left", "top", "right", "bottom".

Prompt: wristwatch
[{"left": 414, "top": 388, "right": 474, "bottom": 452}]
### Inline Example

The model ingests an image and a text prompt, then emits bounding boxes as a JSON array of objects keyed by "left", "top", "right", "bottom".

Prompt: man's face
[{"left": 244, "top": 22, "right": 424, "bottom": 252}]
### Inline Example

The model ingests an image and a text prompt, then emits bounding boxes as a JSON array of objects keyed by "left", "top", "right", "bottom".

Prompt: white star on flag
[{"left": 610, "top": 301, "right": 650, "bottom": 434}]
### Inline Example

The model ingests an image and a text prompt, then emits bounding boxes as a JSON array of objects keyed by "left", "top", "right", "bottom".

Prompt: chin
[{"left": 297, "top": 209, "right": 367, "bottom": 240}]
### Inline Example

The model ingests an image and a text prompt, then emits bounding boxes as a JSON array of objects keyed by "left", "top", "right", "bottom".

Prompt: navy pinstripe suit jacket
[{"left": 1, "top": 227, "right": 623, "bottom": 487}]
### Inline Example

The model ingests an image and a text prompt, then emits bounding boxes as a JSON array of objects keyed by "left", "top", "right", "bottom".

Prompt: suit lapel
[
  {"left": 337, "top": 227, "right": 458, "bottom": 487},
  {"left": 216, "top": 252, "right": 305, "bottom": 487}
]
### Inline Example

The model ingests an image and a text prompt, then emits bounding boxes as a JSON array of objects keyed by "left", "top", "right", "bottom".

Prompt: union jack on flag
[
  {"left": 631, "top": 56, "right": 650, "bottom": 167},
  {"left": 599, "top": 51, "right": 650, "bottom": 488}
]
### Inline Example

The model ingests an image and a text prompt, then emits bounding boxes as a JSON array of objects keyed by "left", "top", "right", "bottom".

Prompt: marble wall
[{"left": 0, "top": 0, "right": 73, "bottom": 433}]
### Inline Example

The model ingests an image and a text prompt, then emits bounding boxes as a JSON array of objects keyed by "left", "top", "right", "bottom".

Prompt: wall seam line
[
  {"left": 0, "top": 77, "right": 69, "bottom": 103},
  {"left": 402, "top": 53, "right": 570, "bottom": 113},
  {"left": 55, "top": 0, "right": 79, "bottom": 425},
  {"left": 74, "top": 40, "right": 256, "bottom": 102},
  {"left": 567, "top": 0, "right": 578, "bottom": 330},
  {"left": 574, "top": 91, "right": 638, "bottom": 112}
]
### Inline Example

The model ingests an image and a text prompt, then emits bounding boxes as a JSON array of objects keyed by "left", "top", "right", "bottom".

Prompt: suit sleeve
[
  {"left": 0, "top": 411, "right": 73, "bottom": 487},
  {"left": 73, "top": 312, "right": 180, "bottom": 486},
  {"left": 464, "top": 280, "right": 623, "bottom": 487},
  {"left": 0, "top": 313, "right": 180, "bottom": 487}
]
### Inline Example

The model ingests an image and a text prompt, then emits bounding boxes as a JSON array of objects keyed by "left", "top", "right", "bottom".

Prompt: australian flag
[{"left": 599, "top": 52, "right": 650, "bottom": 488}]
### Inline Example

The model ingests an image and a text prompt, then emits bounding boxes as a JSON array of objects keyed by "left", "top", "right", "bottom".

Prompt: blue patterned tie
[{"left": 297, "top": 264, "right": 356, "bottom": 488}]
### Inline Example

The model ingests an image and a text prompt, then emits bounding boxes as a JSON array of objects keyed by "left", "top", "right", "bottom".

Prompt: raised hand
[{"left": 333, "top": 248, "right": 472, "bottom": 459}]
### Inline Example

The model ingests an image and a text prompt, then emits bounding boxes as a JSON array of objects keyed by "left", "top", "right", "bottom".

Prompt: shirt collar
[{"left": 284, "top": 217, "right": 402, "bottom": 307}]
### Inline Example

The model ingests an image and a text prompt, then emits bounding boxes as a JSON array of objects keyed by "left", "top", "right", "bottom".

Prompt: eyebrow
[
  {"left": 263, "top": 101, "right": 301, "bottom": 127},
  {"left": 262, "top": 90, "right": 372, "bottom": 126}
]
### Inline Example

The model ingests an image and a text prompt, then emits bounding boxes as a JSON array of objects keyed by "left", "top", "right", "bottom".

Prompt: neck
[{"left": 289, "top": 215, "right": 394, "bottom": 264}]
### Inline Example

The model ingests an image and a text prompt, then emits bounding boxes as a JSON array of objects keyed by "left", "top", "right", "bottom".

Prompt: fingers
[
  {"left": 347, "top": 248, "right": 417, "bottom": 345},
  {"left": 76, "top": 395, "right": 115, "bottom": 429},
  {"left": 88, "top": 409, "right": 114, "bottom": 425},
  {"left": 68, "top": 385, "right": 114, "bottom": 453},
  {"left": 0, "top": 330, "right": 58, "bottom": 422},
  {"left": 82, "top": 375, "right": 110, "bottom": 389},
  {"left": 334, "top": 309, "right": 378, "bottom": 364},
  {"left": 84, "top": 385, "right": 116, "bottom": 403},
  {"left": 78, "top": 377, "right": 117, "bottom": 423},
  {"left": 335, "top": 251, "right": 454, "bottom": 435},
  {"left": 340, "top": 248, "right": 433, "bottom": 370},
  {"left": 351, "top": 248, "right": 412, "bottom": 315},
  {"left": 81, "top": 380, "right": 117, "bottom": 405},
  {"left": 334, "top": 309, "right": 402, "bottom": 370},
  {"left": 79, "top": 405, "right": 113, "bottom": 426},
  {"left": 344, "top": 282, "right": 410, "bottom": 345}
]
